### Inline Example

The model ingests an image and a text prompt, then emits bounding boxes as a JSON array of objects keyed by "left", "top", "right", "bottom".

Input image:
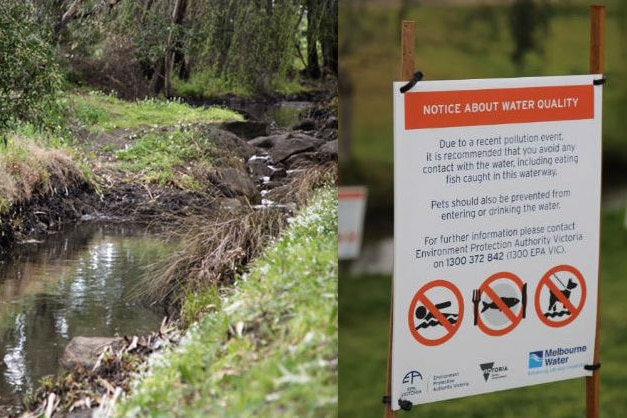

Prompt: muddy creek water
[{"left": 0, "top": 225, "right": 167, "bottom": 405}]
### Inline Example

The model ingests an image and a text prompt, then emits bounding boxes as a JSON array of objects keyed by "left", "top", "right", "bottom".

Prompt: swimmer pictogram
[{"left": 408, "top": 280, "right": 464, "bottom": 346}]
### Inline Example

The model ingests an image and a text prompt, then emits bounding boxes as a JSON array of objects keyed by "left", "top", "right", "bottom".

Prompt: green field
[
  {"left": 340, "top": 3, "right": 627, "bottom": 205},
  {"left": 339, "top": 210, "right": 627, "bottom": 418}
]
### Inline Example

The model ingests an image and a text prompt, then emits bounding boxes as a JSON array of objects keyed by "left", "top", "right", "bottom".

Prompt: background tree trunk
[
  {"left": 164, "top": 0, "right": 188, "bottom": 97},
  {"left": 305, "top": 0, "right": 321, "bottom": 79}
]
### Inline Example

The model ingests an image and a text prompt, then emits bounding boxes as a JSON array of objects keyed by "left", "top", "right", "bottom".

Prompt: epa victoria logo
[{"left": 401, "top": 370, "right": 424, "bottom": 398}]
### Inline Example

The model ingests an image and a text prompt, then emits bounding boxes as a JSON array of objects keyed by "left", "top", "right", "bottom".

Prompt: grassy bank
[
  {"left": 71, "top": 91, "right": 242, "bottom": 132},
  {"left": 116, "top": 187, "right": 338, "bottom": 417},
  {"left": 69, "top": 91, "right": 244, "bottom": 188},
  {"left": 339, "top": 210, "right": 627, "bottom": 418},
  {"left": 0, "top": 136, "right": 87, "bottom": 215}
]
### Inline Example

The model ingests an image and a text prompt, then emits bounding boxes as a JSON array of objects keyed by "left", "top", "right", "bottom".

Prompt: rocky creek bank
[{"left": 8, "top": 102, "right": 337, "bottom": 418}]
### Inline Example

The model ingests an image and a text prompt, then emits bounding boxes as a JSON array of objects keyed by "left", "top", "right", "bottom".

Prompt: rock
[
  {"left": 218, "top": 197, "right": 245, "bottom": 209},
  {"left": 248, "top": 133, "right": 289, "bottom": 149},
  {"left": 61, "top": 337, "right": 124, "bottom": 370},
  {"left": 268, "top": 134, "right": 324, "bottom": 163},
  {"left": 283, "top": 152, "right": 319, "bottom": 168},
  {"left": 269, "top": 166, "right": 288, "bottom": 180},
  {"left": 324, "top": 116, "right": 338, "bottom": 129},
  {"left": 247, "top": 158, "right": 274, "bottom": 178},
  {"left": 319, "top": 128, "right": 338, "bottom": 142},
  {"left": 211, "top": 168, "right": 259, "bottom": 202},
  {"left": 318, "top": 140, "right": 338, "bottom": 160},
  {"left": 263, "top": 180, "right": 287, "bottom": 190},
  {"left": 201, "top": 126, "right": 257, "bottom": 159},
  {"left": 221, "top": 121, "right": 269, "bottom": 139},
  {"left": 292, "top": 118, "right": 317, "bottom": 131}
]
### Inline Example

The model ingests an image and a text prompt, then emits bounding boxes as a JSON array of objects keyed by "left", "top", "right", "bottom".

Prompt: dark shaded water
[
  {"left": 235, "top": 101, "right": 313, "bottom": 128},
  {"left": 0, "top": 225, "right": 168, "bottom": 405}
]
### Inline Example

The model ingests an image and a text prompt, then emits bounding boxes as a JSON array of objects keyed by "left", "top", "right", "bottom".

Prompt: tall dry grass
[
  {"left": 139, "top": 162, "right": 337, "bottom": 306},
  {"left": 0, "top": 137, "right": 86, "bottom": 213}
]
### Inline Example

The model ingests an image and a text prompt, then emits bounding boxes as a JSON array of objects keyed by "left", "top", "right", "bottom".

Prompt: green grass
[
  {"left": 116, "top": 129, "right": 214, "bottom": 188},
  {"left": 71, "top": 91, "right": 243, "bottom": 132},
  {"left": 340, "top": 4, "right": 627, "bottom": 201},
  {"left": 117, "top": 187, "right": 338, "bottom": 417},
  {"left": 172, "top": 70, "right": 312, "bottom": 99},
  {"left": 339, "top": 210, "right": 627, "bottom": 418},
  {"left": 172, "top": 72, "right": 252, "bottom": 98}
]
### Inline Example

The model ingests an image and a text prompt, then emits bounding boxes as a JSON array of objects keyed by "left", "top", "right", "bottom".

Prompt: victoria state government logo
[
  {"left": 401, "top": 370, "right": 424, "bottom": 398},
  {"left": 479, "top": 362, "right": 509, "bottom": 382}
]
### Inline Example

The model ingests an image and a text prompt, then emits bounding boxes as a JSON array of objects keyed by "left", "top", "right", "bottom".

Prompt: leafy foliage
[
  {"left": 0, "top": 1, "right": 63, "bottom": 137},
  {"left": 49, "top": 0, "right": 336, "bottom": 97}
]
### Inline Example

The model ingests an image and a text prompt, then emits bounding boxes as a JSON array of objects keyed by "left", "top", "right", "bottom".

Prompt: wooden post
[
  {"left": 401, "top": 21, "right": 416, "bottom": 81},
  {"left": 384, "top": 20, "right": 416, "bottom": 418},
  {"left": 384, "top": 299, "right": 396, "bottom": 418},
  {"left": 586, "top": 5, "right": 604, "bottom": 418},
  {"left": 589, "top": 6, "right": 605, "bottom": 74}
]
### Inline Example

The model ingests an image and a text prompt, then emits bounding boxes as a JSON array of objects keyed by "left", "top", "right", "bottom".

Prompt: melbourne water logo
[
  {"left": 529, "top": 346, "right": 587, "bottom": 369},
  {"left": 528, "top": 351, "right": 543, "bottom": 368}
]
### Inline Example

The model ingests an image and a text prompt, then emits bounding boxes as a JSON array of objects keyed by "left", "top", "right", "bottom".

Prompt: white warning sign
[{"left": 392, "top": 75, "right": 602, "bottom": 409}]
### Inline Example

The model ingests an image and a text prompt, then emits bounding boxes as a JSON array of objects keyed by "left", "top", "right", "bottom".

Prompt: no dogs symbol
[
  {"left": 408, "top": 280, "right": 464, "bottom": 346},
  {"left": 473, "top": 272, "right": 527, "bottom": 336},
  {"left": 535, "top": 265, "right": 586, "bottom": 328}
]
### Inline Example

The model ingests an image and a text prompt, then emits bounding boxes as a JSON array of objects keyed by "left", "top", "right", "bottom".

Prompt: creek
[
  {"left": 234, "top": 101, "right": 313, "bottom": 128},
  {"left": 0, "top": 225, "right": 168, "bottom": 405}
]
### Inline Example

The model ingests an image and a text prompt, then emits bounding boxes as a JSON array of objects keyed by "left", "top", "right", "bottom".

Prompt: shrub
[{"left": 0, "top": 1, "right": 63, "bottom": 138}]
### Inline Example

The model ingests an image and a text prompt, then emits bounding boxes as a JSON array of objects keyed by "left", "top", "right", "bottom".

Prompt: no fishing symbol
[
  {"left": 535, "top": 264, "right": 586, "bottom": 327},
  {"left": 408, "top": 280, "right": 464, "bottom": 346},
  {"left": 473, "top": 272, "right": 527, "bottom": 337}
]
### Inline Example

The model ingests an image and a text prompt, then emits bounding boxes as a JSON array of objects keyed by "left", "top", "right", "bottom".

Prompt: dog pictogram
[{"left": 535, "top": 265, "right": 586, "bottom": 328}]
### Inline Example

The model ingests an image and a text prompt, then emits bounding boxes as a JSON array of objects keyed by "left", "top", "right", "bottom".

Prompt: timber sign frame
[{"left": 384, "top": 6, "right": 605, "bottom": 418}]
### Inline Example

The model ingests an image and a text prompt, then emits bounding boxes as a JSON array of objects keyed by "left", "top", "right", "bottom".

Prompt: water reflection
[
  {"left": 0, "top": 225, "right": 168, "bottom": 404},
  {"left": 236, "top": 101, "right": 312, "bottom": 128}
]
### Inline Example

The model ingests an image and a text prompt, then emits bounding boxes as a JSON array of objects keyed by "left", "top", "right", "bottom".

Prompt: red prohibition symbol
[
  {"left": 474, "top": 272, "right": 526, "bottom": 337},
  {"left": 535, "top": 264, "right": 587, "bottom": 328},
  {"left": 408, "top": 279, "right": 464, "bottom": 346}
]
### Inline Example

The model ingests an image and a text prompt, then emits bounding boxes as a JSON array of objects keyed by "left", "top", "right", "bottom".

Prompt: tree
[
  {"left": 304, "top": 0, "right": 337, "bottom": 78},
  {"left": 509, "top": 0, "right": 552, "bottom": 70},
  {"left": 0, "top": 1, "right": 62, "bottom": 140}
]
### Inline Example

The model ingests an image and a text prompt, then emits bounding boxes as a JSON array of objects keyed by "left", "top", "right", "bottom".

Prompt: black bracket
[
  {"left": 584, "top": 363, "right": 601, "bottom": 371},
  {"left": 400, "top": 71, "right": 424, "bottom": 93},
  {"left": 398, "top": 399, "right": 414, "bottom": 411},
  {"left": 593, "top": 77, "right": 606, "bottom": 85},
  {"left": 382, "top": 396, "right": 414, "bottom": 412}
]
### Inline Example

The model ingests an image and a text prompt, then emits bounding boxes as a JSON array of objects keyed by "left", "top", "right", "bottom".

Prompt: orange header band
[
  {"left": 338, "top": 191, "right": 365, "bottom": 200},
  {"left": 405, "top": 84, "right": 594, "bottom": 130}
]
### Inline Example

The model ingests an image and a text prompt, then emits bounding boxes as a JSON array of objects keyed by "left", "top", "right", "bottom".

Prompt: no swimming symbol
[{"left": 408, "top": 280, "right": 464, "bottom": 346}]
